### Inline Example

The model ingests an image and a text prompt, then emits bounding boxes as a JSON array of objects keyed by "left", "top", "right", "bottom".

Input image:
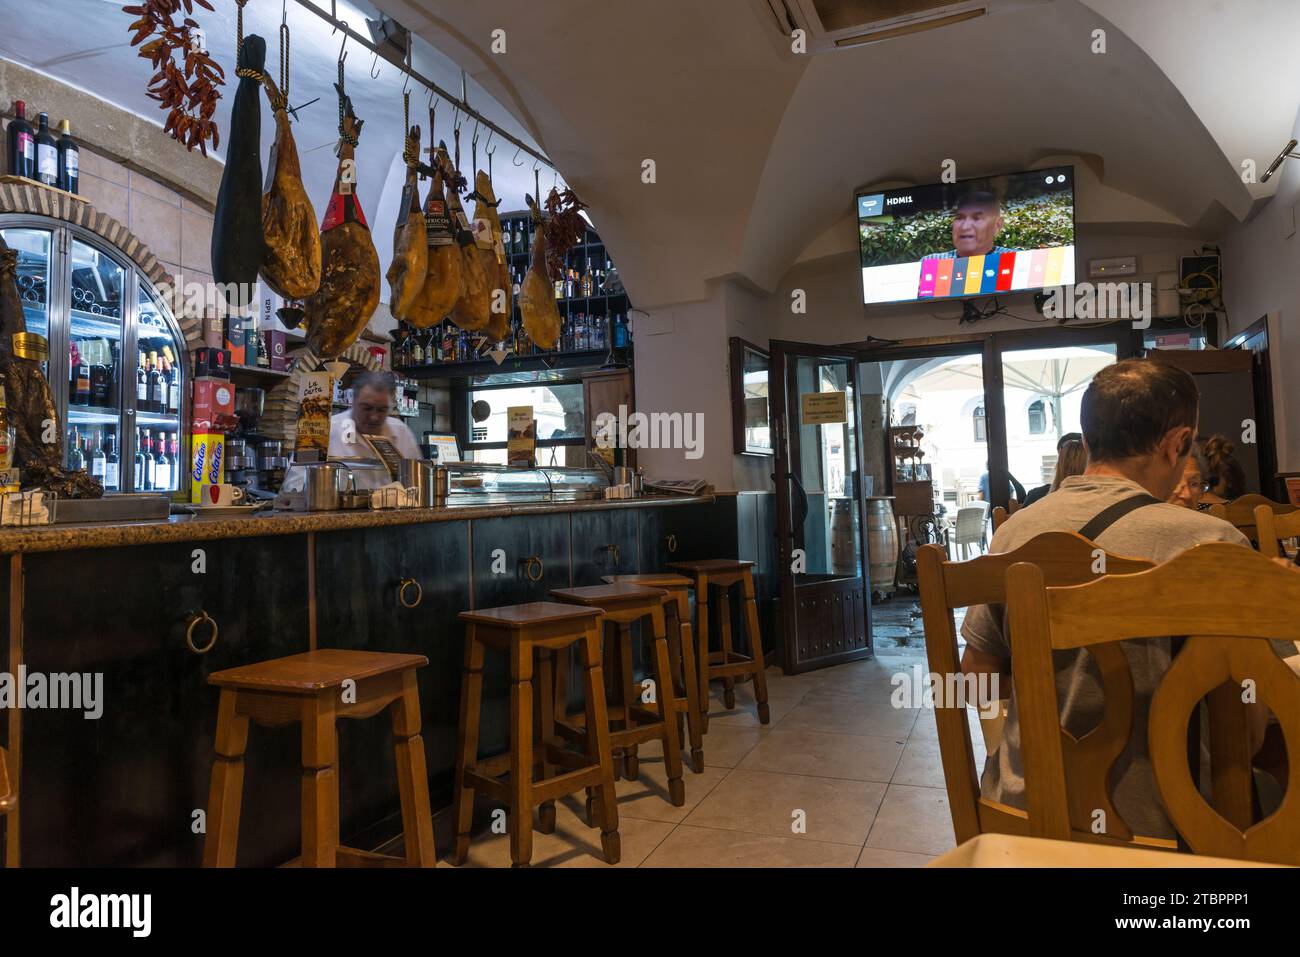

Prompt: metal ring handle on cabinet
[
  {"left": 398, "top": 578, "right": 423, "bottom": 608},
  {"left": 525, "top": 555, "right": 544, "bottom": 582},
  {"left": 665, "top": 534, "right": 678, "bottom": 554},
  {"left": 185, "top": 611, "right": 219, "bottom": 655}
]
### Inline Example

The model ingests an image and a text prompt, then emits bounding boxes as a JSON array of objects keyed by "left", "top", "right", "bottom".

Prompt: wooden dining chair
[
  {"left": 991, "top": 506, "right": 1008, "bottom": 532},
  {"left": 1007, "top": 541, "right": 1300, "bottom": 864},
  {"left": 1254, "top": 504, "right": 1300, "bottom": 559},
  {"left": 1208, "top": 494, "right": 1296, "bottom": 543},
  {"left": 916, "top": 534, "right": 1152, "bottom": 845}
]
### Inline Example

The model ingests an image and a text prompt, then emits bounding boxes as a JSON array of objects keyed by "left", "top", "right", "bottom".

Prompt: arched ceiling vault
[{"left": 381, "top": 0, "right": 1299, "bottom": 310}]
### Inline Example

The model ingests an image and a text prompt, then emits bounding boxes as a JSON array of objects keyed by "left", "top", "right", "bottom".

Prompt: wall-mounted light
[{"left": 1261, "top": 138, "right": 1300, "bottom": 183}]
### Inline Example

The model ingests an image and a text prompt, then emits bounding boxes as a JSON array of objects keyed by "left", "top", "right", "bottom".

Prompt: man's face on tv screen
[{"left": 951, "top": 202, "right": 1004, "bottom": 256}]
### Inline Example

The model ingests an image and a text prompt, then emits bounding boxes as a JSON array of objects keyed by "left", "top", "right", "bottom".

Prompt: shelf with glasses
[
  {"left": 70, "top": 308, "right": 123, "bottom": 339},
  {"left": 67, "top": 404, "right": 120, "bottom": 425}
]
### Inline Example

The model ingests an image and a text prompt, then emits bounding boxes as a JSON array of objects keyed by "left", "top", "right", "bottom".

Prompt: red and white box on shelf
[{"left": 191, "top": 378, "right": 238, "bottom": 433}]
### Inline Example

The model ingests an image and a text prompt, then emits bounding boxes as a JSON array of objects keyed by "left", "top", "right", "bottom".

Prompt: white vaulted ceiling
[
  {"left": 6, "top": 0, "right": 1298, "bottom": 311},
  {"left": 377, "top": 0, "right": 1300, "bottom": 309}
]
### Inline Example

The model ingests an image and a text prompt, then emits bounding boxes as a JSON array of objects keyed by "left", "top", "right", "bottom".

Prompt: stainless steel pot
[
  {"left": 399, "top": 458, "right": 443, "bottom": 507},
  {"left": 301, "top": 462, "right": 355, "bottom": 511}
]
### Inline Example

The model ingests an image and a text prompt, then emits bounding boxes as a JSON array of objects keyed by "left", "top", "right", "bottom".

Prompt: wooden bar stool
[
  {"left": 1, "top": 745, "right": 15, "bottom": 867},
  {"left": 452, "top": 602, "right": 620, "bottom": 868},
  {"left": 668, "top": 560, "right": 771, "bottom": 728},
  {"left": 602, "top": 573, "right": 705, "bottom": 773},
  {"left": 203, "top": 649, "right": 435, "bottom": 868},
  {"left": 550, "top": 583, "right": 686, "bottom": 805}
]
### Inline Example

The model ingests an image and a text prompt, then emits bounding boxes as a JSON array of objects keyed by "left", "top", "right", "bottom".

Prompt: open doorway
[{"left": 854, "top": 336, "right": 1122, "bottom": 658}]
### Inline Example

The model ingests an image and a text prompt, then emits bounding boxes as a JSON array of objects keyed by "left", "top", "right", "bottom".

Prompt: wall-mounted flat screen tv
[{"left": 856, "top": 165, "right": 1075, "bottom": 305}]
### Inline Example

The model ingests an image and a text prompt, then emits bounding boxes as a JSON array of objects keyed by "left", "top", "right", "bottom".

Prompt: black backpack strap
[{"left": 1077, "top": 492, "right": 1161, "bottom": 541}]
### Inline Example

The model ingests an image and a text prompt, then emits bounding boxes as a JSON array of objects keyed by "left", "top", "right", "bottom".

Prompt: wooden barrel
[
  {"left": 830, "top": 498, "right": 858, "bottom": 575},
  {"left": 865, "top": 498, "right": 899, "bottom": 593}
]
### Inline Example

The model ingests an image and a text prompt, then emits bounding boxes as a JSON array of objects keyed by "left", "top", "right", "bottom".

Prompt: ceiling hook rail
[{"left": 370, "top": 51, "right": 382, "bottom": 80}]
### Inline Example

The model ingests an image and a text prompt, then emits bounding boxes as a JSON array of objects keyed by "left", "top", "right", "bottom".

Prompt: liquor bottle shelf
[
  {"left": 70, "top": 307, "right": 122, "bottom": 338},
  {"left": 400, "top": 347, "right": 629, "bottom": 380}
]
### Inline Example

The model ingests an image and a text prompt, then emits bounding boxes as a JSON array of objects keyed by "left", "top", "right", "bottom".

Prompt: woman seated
[
  {"left": 1021, "top": 435, "right": 1087, "bottom": 507},
  {"left": 1168, "top": 442, "right": 1211, "bottom": 510},
  {"left": 1200, "top": 433, "right": 1246, "bottom": 505}
]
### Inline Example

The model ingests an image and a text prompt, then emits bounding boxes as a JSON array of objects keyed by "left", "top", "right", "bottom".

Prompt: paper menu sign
[
  {"left": 507, "top": 405, "right": 536, "bottom": 467},
  {"left": 295, "top": 371, "right": 334, "bottom": 456},
  {"left": 800, "top": 391, "right": 847, "bottom": 425}
]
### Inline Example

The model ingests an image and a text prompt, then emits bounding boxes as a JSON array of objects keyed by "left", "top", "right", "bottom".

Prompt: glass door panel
[
  {"left": 999, "top": 343, "right": 1116, "bottom": 496},
  {"left": 67, "top": 237, "right": 125, "bottom": 478},
  {"left": 772, "top": 343, "right": 871, "bottom": 673},
  {"left": 0, "top": 226, "right": 54, "bottom": 379},
  {"left": 135, "top": 283, "right": 183, "bottom": 493}
]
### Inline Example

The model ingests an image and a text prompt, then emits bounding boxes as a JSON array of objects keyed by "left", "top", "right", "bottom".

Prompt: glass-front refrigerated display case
[{"left": 0, "top": 217, "right": 188, "bottom": 494}]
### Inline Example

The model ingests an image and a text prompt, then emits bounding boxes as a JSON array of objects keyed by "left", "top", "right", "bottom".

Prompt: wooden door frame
[{"left": 770, "top": 340, "right": 872, "bottom": 672}]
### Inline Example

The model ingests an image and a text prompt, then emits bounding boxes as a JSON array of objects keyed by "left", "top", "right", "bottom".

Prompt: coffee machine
[{"left": 229, "top": 387, "right": 285, "bottom": 501}]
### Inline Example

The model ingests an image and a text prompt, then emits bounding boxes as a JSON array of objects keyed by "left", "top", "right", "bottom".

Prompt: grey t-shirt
[{"left": 961, "top": 474, "right": 1250, "bottom": 840}]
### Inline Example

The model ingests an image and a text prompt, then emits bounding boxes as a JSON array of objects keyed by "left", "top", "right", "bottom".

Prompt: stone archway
[
  {"left": 261, "top": 342, "right": 384, "bottom": 443},
  {"left": 0, "top": 179, "right": 203, "bottom": 352}
]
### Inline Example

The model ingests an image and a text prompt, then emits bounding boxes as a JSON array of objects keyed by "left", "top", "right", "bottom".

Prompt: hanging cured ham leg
[
  {"left": 259, "top": 71, "right": 322, "bottom": 300},
  {"left": 409, "top": 117, "right": 461, "bottom": 328},
  {"left": 304, "top": 83, "right": 380, "bottom": 359},
  {"left": 471, "top": 170, "right": 512, "bottom": 342},
  {"left": 386, "top": 125, "right": 427, "bottom": 322},
  {"left": 211, "top": 33, "right": 267, "bottom": 318}
]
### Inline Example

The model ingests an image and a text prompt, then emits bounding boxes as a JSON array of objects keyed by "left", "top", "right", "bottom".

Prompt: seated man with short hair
[{"left": 959, "top": 358, "right": 1284, "bottom": 840}]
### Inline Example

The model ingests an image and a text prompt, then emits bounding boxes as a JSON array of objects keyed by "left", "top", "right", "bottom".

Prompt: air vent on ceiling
[{"left": 761, "top": 0, "right": 1047, "bottom": 51}]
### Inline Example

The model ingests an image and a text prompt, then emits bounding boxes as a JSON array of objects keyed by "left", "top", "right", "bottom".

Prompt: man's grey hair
[{"left": 353, "top": 370, "right": 397, "bottom": 396}]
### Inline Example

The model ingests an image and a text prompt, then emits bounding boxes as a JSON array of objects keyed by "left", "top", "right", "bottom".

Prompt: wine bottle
[
  {"left": 74, "top": 342, "right": 91, "bottom": 406},
  {"left": 91, "top": 429, "right": 106, "bottom": 483},
  {"left": 34, "top": 113, "right": 58, "bottom": 188},
  {"left": 7, "top": 101, "right": 35, "bottom": 179},
  {"left": 147, "top": 350, "right": 162, "bottom": 414},
  {"left": 56, "top": 119, "right": 79, "bottom": 194},
  {"left": 154, "top": 433, "right": 171, "bottom": 491},
  {"left": 103, "top": 433, "right": 120, "bottom": 491},
  {"left": 140, "top": 428, "right": 155, "bottom": 490},
  {"left": 581, "top": 259, "right": 594, "bottom": 298},
  {"left": 136, "top": 351, "right": 148, "bottom": 411},
  {"left": 134, "top": 429, "right": 147, "bottom": 490},
  {"left": 68, "top": 427, "right": 84, "bottom": 471}
]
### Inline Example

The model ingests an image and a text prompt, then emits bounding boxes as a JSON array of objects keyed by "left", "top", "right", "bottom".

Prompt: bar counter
[
  {"left": 2, "top": 492, "right": 777, "bottom": 867},
  {"left": 0, "top": 493, "right": 715, "bottom": 554}
]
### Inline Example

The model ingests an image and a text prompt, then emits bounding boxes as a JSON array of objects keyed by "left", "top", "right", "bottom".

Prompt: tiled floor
[{"left": 448, "top": 653, "right": 987, "bottom": 868}]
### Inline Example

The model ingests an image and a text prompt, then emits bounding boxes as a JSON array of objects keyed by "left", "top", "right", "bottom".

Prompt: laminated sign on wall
[{"left": 801, "top": 391, "right": 847, "bottom": 425}]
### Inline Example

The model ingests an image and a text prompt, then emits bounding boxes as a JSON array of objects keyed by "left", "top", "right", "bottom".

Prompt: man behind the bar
[
  {"left": 930, "top": 190, "right": 1016, "bottom": 259},
  {"left": 959, "top": 359, "right": 1296, "bottom": 839},
  {"left": 329, "top": 370, "right": 422, "bottom": 460}
]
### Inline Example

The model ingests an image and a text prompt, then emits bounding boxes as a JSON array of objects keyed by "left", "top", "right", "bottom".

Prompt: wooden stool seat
[
  {"left": 208, "top": 648, "right": 427, "bottom": 692},
  {"left": 604, "top": 574, "right": 705, "bottom": 772},
  {"left": 669, "top": 559, "right": 770, "bottom": 727},
  {"left": 551, "top": 583, "right": 688, "bottom": 802},
  {"left": 453, "top": 602, "right": 620, "bottom": 867},
  {"left": 203, "top": 649, "right": 435, "bottom": 868}
]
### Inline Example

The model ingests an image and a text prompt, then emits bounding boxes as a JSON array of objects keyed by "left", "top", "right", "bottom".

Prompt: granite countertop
[{"left": 0, "top": 494, "right": 714, "bottom": 554}]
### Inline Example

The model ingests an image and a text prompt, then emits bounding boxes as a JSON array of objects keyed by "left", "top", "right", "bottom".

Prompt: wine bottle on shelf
[
  {"left": 103, "top": 433, "right": 119, "bottom": 491},
  {"left": 73, "top": 342, "right": 91, "bottom": 406},
  {"left": 90, "top": 430, "right": 106, "bottom": 483},
  {"left": 147, "top": 350, "right": 162, "bottom": 414},
  {"left": 7, "top": 101, "right": 35, "bottom": 179},
  {"left": 154, "top": 432, "right": 171, "bottom": 491},
  {"left": 134, "top": 430, "right": 147, "bottom": 490},
  {"left": 136, "top": 351, "right": 148, "bottom": 412},
  {"left": 90, "top": 339, "right": 109, "bottom": 407},
  {"left": 56, "top": 119, "right": 79, "bottom": 194},
  {"left": 165, "top": 352, "right": 180, "bottom": 415},
  {"left": 140, "top": 428, "right": 155, "bottom": 490},
  {"left": 34, "top": 113, "right": 58, "bottom": 188},
  {"left": 581, "top": 259, "right": 594, "bottom": 298},
  {"left": 68, "top": 427, "right": 84, "bottom": 471}
]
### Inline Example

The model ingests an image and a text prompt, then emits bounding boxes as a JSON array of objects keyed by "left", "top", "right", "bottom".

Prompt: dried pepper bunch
[
  {"left": 124, "top": 0, "right": 225, "bottom": 155},
  {"left": 541, "top": 187, "right": 589, "bottom": 280}
]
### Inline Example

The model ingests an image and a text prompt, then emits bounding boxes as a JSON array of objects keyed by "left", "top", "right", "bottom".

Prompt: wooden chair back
[
  {"left": 1254, "top": 504, "right": 1300, "bottom": 559},
  {"left": 1208, "top": 494, "right": 1296, "bottom": 543},
  {"left": 1007, "top": 541, "right": 1300, "bottom": 864},
  {"left": 991, "top": 506, "right": 1008, "bottom": 532},
  {"left": 916, "top": 534, "right": 1152, "bottom": 845}
]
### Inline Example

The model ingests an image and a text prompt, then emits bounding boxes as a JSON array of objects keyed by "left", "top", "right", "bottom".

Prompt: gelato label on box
[{"left": 189, "top": 433, "right": 225, "bottom": 504}]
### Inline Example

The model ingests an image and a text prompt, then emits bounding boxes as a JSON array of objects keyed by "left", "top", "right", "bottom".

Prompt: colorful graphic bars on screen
[{"left": 915, "top": 248, "right": 1072, "bottom": 298}]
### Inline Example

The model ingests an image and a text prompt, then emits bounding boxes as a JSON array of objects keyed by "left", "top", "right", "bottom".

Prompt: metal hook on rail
[
  {"left": 369, "top": 51, "right": 382, "bottom": 80},
  {"left": 337, "top": 22, "right": 349, "bottom": 66},
  {"left": 512, "top": 146, "right": 524, "bottom": 167}
]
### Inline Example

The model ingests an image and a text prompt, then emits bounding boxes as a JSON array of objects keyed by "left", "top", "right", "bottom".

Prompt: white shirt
[{"left": 328, "top": 410, "right": 423, "bottom": 461}]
